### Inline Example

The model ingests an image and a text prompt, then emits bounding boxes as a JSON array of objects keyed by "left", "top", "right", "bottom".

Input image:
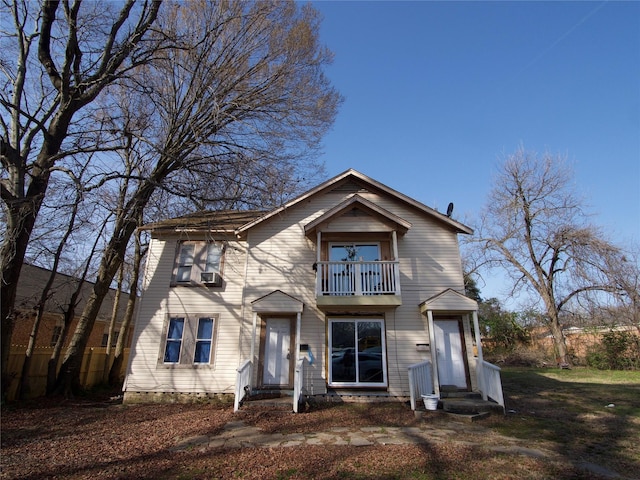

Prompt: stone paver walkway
[
  {"left": 171, "top": 419, "right": 626, "bottom": 479},
  {"left": 173, "top": 419, "right": 537, "bottom": 453}
]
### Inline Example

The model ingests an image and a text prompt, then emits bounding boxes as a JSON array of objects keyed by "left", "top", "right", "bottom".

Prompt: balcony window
[{"left": 318, "top": 242, "right": 399, "bottom": 296}]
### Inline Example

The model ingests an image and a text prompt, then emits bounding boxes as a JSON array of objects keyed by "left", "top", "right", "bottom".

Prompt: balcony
[{"left": 315, "top": 260, "right": 402, "bottom": 307}]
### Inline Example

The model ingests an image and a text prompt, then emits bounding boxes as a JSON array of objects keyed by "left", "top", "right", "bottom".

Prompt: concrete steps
[
  {"left": 438, "top": 387, "right": 503, "bottom": 416},
  {"left": 240, "top": 390, "right": 295, "bottom": 411}
]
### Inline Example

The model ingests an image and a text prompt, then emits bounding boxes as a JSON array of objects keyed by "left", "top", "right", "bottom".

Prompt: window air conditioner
[{"left": 200, "top": 272, "right": 223, "bottom": 286}]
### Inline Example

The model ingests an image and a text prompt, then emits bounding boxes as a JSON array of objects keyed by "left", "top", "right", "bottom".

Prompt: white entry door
[
  {"left": 434, "top": 319, "right": 468, "bottom": 389},
  {"left": 263, "top": 318, "right": 291, "bottom": 386}
]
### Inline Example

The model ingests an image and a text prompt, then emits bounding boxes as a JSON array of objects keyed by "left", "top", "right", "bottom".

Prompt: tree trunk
[
  {"left": 46, "top": 313, "right": 72, "bottom": 396},
  {"left": 1, "top": 203, "right": 39, "bottom": 394},
  {"left": 56, "top": 279, "right": 113, "bottom": 396},
  {"left": 109, "top": 218, "right": 145, "bottom": 386},
  {"left": 548, "top": 313, "right": 569, "bottom": 365},
  {"left": 108, "top": 282, "right": 138, "bottom": 386},
  {"left": 103, "top": 266, "right": 124, "bottom": 383}
]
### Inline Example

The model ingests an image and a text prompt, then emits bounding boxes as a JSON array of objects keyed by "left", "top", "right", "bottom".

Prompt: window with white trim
[
  {"left": 328, "top": 318, "right": 387, "bottom": 387},
  {"left": 173, "top": 241, "right": 224, "bottom": 286}
]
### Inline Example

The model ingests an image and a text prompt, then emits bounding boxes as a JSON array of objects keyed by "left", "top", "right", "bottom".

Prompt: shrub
[{"left": 586, "top": 330, "right": 640, "bottom": 370}]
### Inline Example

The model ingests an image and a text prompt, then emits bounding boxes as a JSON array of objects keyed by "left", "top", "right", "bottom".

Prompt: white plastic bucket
[{"left": 421, "top": 394, "right": 439, "bottom": 411}]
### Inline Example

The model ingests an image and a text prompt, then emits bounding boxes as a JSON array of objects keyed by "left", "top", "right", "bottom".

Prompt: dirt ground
[{"left": 0, "top": 392, "right": 622, "bottom": 480}]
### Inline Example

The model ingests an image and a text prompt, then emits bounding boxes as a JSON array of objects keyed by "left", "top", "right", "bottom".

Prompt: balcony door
[{"left": 329, "top": 243, "right": 380, "bottom": 295}]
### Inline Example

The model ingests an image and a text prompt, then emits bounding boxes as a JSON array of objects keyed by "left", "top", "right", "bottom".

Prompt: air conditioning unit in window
[{"left": 200, "top": 272, "right": 223, "bottom": 286}]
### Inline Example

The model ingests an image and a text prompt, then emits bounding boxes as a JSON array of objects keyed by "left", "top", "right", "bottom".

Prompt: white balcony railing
[{"left": 315, "top": 261, "right": 400, "bottom": 296}]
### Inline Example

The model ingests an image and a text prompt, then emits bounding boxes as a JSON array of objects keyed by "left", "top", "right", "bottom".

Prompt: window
[
  {"left": 176, "top": 244, "right": 195, "bottom": 282},
  {"left": 194, "top": 317, "right": 214, "bottom": 363},
  {"left": 201, "top": 243, "right": 223, "bottom": 283},
  {"left": 328, "top": 243, "right": 382, "bottom": 295},
  {"left": 163, "top": 317, "right": 185, "bottom": 363},
  {"left": 50, "top": 325, "right": 62, "bottom": 347},
  {"left": 328, "top": 318, "right": 387, "bottom": 387},
  {"left": 101, "top": 331, "right": 119, "bottom": 348},
  {"left": 173, "top": 241, "right": 224, "bottom": 286},
  {"left": 330, "top": 243, "right": 380, "bottom": 263},
  {"left": 160, "top": 314, "right": 217, "bottom": 366}
]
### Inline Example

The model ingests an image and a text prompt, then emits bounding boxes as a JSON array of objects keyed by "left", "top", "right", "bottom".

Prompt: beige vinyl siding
[
  {"left": 125, "top": 236, "right": 248, "bottom": 394},
  {"left": 126, "top": 183, "right": 470, "bottom": 399},
  {"left": 241, "top": 200, "right": 329, "bottom": 393},
  {"left": 240, "top": 189, "right": 467, "bottom": 397}
]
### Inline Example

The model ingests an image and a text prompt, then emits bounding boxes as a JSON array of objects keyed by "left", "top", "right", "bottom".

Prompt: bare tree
[
  {"left": 109, "top": 222, "right": 146, "bottom": 386},
  {"left": 17, "top": 165, "right": 87, "bottom": 399},
  {"left": 468, "top": 148, "right": 630, "bottom": 364},
  {"left": 46, "top": 212, "right": 110, "bottom": 395},
  {"left": 55, "top": 0, "right": 340, "bottom": 394},
  {"left": 0, "top": 0, "right": 163, "bottom": 388}
]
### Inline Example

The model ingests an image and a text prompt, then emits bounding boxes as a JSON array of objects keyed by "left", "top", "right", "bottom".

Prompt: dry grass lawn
[{"left": 1, "top": 367, "right": 638, "bottom": 479}]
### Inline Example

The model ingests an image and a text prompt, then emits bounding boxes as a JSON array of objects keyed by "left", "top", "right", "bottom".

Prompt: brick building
[{"left": 11, "top": 264, "right": 132, "bottom": 349}]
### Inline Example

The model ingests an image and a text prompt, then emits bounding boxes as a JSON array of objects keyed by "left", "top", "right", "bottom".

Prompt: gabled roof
[
  {"left": 237, "top": 169, "right": 473, "bottom": 235},
  {"left": 419, "top": 288, "right": 478, "bottom": 313},
  {"left": 140, "top": 169, "right": 473, "bottom": 237},
  {"left": 251, "top": 290, "right": 304, "bottom": 313},
  {"left": 304, "top": 194, "right": 412, "bottom": 236}
]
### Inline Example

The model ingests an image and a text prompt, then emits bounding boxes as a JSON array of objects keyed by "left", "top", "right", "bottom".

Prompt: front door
[
  {"left": 263, "top": 318, "right": 291, "bottom": 386},
  {"left": 434, "top": 319, "right": 468, "bottom": 389}
]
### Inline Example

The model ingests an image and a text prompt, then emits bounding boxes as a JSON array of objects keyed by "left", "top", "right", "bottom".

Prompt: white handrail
[
  {"left": 481, "top": 360, "right": 505, "bottom": 412},
  {"left": 293, "top": 357, "right": 305, "bottom": 413},
  {"left": 234, "top": 359, "right": 252, "bottom": 412},
  {"left": 407, "top": 359, "right": 433, "bottom": 410}
]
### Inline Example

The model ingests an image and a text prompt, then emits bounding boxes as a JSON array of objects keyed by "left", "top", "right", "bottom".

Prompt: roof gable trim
[
  {"left": 419, "top": 288, "right": 478, "bottom": 313},
  {"left": 304, "top": 194, "right": 412, "bottom": 235},
  {"left": 236, "top": 169, "right": 473, "bottom": 235}
]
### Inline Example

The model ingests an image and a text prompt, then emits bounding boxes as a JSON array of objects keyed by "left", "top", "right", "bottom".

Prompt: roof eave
[{"left": 236, "top": 169, "right": 474, "bottom": 235}]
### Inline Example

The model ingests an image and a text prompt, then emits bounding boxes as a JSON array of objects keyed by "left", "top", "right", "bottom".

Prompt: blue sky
[{"left": 311, "top": 1, "right": 640, "bottom": 301}]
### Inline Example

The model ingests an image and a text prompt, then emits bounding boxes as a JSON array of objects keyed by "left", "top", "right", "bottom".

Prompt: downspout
[{"left": 239, "top": 238, "right": 253, "bottom": 386}]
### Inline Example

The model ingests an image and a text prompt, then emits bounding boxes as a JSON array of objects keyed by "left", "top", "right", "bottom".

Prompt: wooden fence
[{"left": 6, "top": 346, "right": 130, "bottom": 401}]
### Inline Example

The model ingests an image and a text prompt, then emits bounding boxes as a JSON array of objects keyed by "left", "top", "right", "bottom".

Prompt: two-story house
[{"left": 123, "top": 170, "right": 503, "bottom": 411}]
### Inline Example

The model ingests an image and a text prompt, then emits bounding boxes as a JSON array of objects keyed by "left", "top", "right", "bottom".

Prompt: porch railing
[
  {"left": 315, "top": 260, "right": 400, "bottom": 296},
  {"left": 234, "top": 359, "right": 252, "bottom": 412},
  {"left": 293, "top": 357, "right": 306, "bottom": 413},
  {"left": 480, "top": 360, "right": 505, "bottom": 412},
  {"left": 407, "top": 359, "right": 434, "bottom": 411}
]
